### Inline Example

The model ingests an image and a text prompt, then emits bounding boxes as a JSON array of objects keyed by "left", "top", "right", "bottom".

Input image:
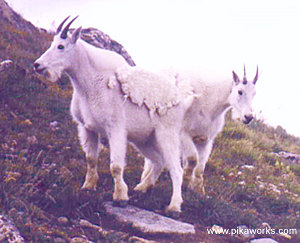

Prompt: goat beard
[{"left": 45, "top": 67, "right": 64, "bottom": 82}]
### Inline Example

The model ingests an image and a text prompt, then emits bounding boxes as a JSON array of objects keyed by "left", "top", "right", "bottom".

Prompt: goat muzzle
[{"left": 33, "top": 62, "right": 47, "bottom": 76}]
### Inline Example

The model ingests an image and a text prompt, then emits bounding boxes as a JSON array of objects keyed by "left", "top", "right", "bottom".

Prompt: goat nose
[
  {"left": 33, "top": 62, "right": 40, "bottom": 70},
  {"left": 33, "top": 62, "right": 46, "bottom": 74},
  {"left": 244, "top": 115, "right": 253, "bottom": 124}
]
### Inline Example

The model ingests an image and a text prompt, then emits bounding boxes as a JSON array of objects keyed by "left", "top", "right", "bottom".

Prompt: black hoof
[
  {"left": 112, "top": 200, "right": 128, "bottom": 208},
  {"left": 165, "top": 210, "right": 181, "bottom": 219}
]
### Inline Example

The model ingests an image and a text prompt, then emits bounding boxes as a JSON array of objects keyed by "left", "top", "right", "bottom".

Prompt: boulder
[
  {"left": 0, "top": 214, "right": 25, "bottom": 243},
  {"left": 103, "top": 202, "right": 195, "bottom": 235},
  {"left": 79, "top": 28, "right": 136, "bottom": 67}
]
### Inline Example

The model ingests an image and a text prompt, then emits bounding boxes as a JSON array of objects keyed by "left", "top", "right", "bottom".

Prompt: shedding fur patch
[{"left": 116, "top": 66, "right": 194, "bottom": 116}]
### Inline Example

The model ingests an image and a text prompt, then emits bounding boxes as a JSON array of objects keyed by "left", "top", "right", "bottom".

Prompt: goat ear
[
  {"left": 71, "top": 26, "right": 82, "bottom": 44},
  {"left": 232, "top": 71, "right": 240, "bottom": 85}
]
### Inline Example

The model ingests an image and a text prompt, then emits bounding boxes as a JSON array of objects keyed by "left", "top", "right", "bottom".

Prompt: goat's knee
[
  {"left": 81, "top": 157, "right": 99, "bottom": 190},
  {"left": 183, "top": 155, "right": 197, "bottom": 176},
  {"left": 140, "top": 158, "right": 153, "bottom": 182},
  {"left": 188, "top": 171, "right": 205, "bottom": 195},
  {"left": 136, "top": 159, "right": 162, "bottom": 193},
  {"left": 110, "top": 163, "right": 129, "bottom": 202},
  {"left": 166, "top": 165, "right": 183, "bottom": 213}
]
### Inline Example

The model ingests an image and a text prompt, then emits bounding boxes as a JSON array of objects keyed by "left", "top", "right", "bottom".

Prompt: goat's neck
[
  {"left": 206, "top": 82, "right": 232, "bottom": 121},
  {"left": 211, "top": 102, "right": 231, "bottom": 120},
  {"left": 65, "top": 40, "right": 126, "bottom": 95}
]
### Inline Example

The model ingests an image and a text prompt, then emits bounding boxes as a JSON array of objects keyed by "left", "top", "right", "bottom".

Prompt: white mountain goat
[
  {"left": 137, "top": 67, "right": 258, "bottom": 195},
  {"left": 33, "top": 17, "right": 194, "bottom": 213}
]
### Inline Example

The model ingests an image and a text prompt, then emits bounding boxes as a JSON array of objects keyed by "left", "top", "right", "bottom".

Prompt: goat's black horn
[
  {"left": 60, "top": 16, "right": 79, "bottom": 39},
  {"left": 253, "top": 66, "right": 259, "bottom": 84},
  {"left": 56, "top": 16, "right": 70, "bottom": 35},
  {"left": 243, "top": 64, "right": 247, "bottom": 83}
]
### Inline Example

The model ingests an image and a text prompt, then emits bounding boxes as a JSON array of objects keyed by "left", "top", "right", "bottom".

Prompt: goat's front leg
[
  {"left": 181, "top": 133, "right": 199, "bottom": 176},
  {"left": 189, "top": 139, "right": 213, "bottom": 195},
  {"left": 78, "top": 125, "right": 100, "bottom": 190},
  {"left": 108, "top": 128, "right": 129, "bottom": 205}
]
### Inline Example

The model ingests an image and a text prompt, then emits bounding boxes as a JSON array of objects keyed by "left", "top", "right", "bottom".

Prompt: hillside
[
  {"left": 0, "top": 1, "right": 299, "bottom": 242},
  {"left": 0, "top": 0, "right": 51, "bottom": 68}
]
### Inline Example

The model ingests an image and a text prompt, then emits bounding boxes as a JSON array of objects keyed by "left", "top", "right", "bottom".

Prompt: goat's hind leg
[
  {"left": 78, "top": 125, "right": 101, "bottom": 190},
  {"left": 135, "top": 157, "right": 163, "bottom": 193},
  {"left": 156, "top": 128, "right": 183, "bottom": 213},
  {"left": 140, "top": 157, "right": 153, "bottom": 182}
]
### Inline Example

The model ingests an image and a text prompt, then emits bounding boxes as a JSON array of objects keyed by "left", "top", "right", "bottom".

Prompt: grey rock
[
  {"left": 128, "top": 236, "right": 158, "bottom": 243},
  {"left": 53, "top": 237, "right": 67, "bottom": 243},
  {"left": 0, "top": 59, "right": 13, "bottom": 72},
  {"left": 278, "top": 151, "right": 300, "bottom": 164},
  {"left": 237, "top": 225, "right": 255, "bottom": 240},
  {"left": 250, "top": 238, "right": 279, "bottom": 243},
  {"left": 0, "top": 214, "right": 25, "bottom": 243},
  {"left": 57, "top": 216, "right": 69, "bottom": 225},
  {"left": 103, "top": 202, "right": 195, "bottom": 235},
  {"left": 79, "top": 28, "right": 136, "bottom": 67},
  {"left": 70, "top": 237, "right": 92, "bottom": 243}
]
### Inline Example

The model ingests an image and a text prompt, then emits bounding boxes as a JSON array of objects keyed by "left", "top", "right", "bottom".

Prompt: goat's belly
[
  {"left": 124, "top": 102, "right": 154, "bottom": 142},
  {"left": 127, "top": 118, "right": 154, "bottom": 143}
]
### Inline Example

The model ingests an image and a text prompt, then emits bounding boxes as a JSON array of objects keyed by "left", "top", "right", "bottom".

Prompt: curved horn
[
  {"left": 60, "top": 16, "right": 79, "bottom": 39},
  {"left": 253, "top": 66, "right": 259, "bottom": 84},
  {"left": 56, "top": 16, "right": 70, "bottom": 34},
  {"left": 243, "top": 65, "right": 247, "bottom": 84}
]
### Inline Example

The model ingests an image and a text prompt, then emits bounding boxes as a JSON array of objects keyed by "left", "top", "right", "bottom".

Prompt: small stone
[
  {"left": 241, "top": 165, "right": 255, "bottom": 170},
  {"left": 128, "top": 236, "right": 158, "bottom": 243},
  {"left": 57, "top": 216, "right": 69, "bottom": 225},
  {"left": 27, "top": 136, "right": 38, "bottom": 144},
  {"left": 0, "top": 60, "right": 13, "bottom": 71},
  {"left": 278, "top": 232, "right": 292, "bottom": 240},
  {"left": 228, "top": 172, "right": 235, "bottom": 178},
  {"left": 260, "top": 222, "right": 271, "bottom": 229},
  {"left": 50, "top": 121, "right": 60, "bottom": 131},
  {"left": 53, "top": 237, "right": 67, "bottom": 243},
  {"left": 250, "top": 238, "right": 278, "bottom": 243},
  {"left": 79, "top": 219, "right": 100, "bottom": 229},
  {"left": 237, "top": 225, "right": 255, "bottom": 239},
  {"left": 70, "top": 237, "right": 92, "bottom": 243},
  {"left": 211, "top": 224, "right": 224, "bottom": 233},
  {"left": 22, "top": 119, "right": 32, "bottom": 125},
  {"left": 238, "top": 181, "right": 246, "bottom": 186}
]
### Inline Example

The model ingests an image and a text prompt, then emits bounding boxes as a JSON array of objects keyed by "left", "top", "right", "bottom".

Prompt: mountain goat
[
  {"left": 34, "top": 16, "right": 194, "bottom": 213},
  {"left": 137, "top": 67, "right": 258, "bottom": 195}
]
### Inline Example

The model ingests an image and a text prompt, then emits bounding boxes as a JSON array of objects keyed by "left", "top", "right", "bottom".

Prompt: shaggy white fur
[{"left": 116, "top": 66, "right": 194, "bottom": 116}]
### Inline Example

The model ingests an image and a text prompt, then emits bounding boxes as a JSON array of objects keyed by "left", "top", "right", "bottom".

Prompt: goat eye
[
  {"left": 238, "top": 90, "right": 243, "bottom": 96},
  {"left": 57, "top": 44, "right": 64, "bottom": 50}
]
